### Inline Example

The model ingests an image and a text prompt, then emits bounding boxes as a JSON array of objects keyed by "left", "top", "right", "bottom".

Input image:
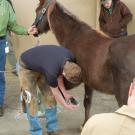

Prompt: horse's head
[{"left": 33, "top": 0, "right": 56, "bottom": 36}]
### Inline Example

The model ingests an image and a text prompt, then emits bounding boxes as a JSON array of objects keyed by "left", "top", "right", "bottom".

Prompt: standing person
[
  {"left": 6, "top": 32, "right": 18, "bottom": 76},
  {"left": 19, "top": 45, "right": 82, "bottom": 135},
  {"left": 6, "top": 0, "right": 19, "bottom": 76},
  {"left": 99, "top": 0, "right": 133, "bottom": 38},
  {"left": 81, "top": 78, "right": 135, "bottom": 135},
  {"left": 0, "top": 0, "right": 37, "bottom": 116}
]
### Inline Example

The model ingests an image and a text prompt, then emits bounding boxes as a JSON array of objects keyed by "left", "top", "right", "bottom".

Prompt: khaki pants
[{"left": 18, "top": 60, "right": 57, "bottom": 116}]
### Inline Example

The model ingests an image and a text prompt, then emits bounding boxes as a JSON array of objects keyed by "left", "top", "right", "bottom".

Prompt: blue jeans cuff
[
  {"left": 27, "top": 115, "right": 42, "bottom": 135},
  {"left": 45, "top": 107, "right": 58, "bottom": 133}
]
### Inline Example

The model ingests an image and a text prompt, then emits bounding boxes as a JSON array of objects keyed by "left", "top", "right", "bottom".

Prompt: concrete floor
[{"left": 0, "top": 73, "right": 119, "bottom": 135}]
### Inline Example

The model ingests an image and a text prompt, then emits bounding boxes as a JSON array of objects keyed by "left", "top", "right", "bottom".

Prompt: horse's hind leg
[
  {"left": 19, "top": 65, "right": 39, "bottom": 116},
  {"left": 83, "top": 84, "right": 93, "bottom": 126}
]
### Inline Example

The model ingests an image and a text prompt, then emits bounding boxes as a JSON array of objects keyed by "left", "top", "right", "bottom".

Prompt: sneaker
[
  {"left": 0, "top": 107, "right": 4, "bottom": 117},
  {"left": 48, "top": 131, "right": 59, "bottom": 135}
]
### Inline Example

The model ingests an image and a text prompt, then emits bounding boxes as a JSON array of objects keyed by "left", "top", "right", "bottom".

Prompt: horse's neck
[{"left": 50, "top": 3, "right": 93, "bottom": 46}]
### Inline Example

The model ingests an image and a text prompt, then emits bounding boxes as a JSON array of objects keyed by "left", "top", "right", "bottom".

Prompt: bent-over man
[{"left": 19, "top": 45, "right": 82, "bottom": 135}]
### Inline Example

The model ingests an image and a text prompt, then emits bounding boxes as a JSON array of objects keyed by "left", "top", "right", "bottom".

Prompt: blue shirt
[{"left": 21, "top": 45, "right": 75, "bottom": 87}]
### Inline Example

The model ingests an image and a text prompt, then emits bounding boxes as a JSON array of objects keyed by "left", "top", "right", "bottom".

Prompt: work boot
[
  {"left": 47, "top": 131, "right": 59, "bottom": 135},
  {"left": 0, "top": 107, "right": 4, "bottom": 117}
]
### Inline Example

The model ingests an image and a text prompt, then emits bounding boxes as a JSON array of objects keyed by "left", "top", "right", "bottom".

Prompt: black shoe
[
  {"left": 48, "top": 131, "right": 59, "bottom": 135},
  {"left": 0, "top": 107, "right": 4, "bottom": 117}
]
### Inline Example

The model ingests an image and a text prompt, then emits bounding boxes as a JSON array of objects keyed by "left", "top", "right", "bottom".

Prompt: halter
[{"left": 33, "top": 0, "right": 54, "bottom": 27}]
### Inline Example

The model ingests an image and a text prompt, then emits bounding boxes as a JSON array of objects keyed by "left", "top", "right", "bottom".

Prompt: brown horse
[{"left": 33, "top": 0, "right": 135, "bottom": 125}]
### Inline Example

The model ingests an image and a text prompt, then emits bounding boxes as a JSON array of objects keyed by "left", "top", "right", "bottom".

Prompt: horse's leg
[
  {"left": 19, "top": 66, "right": 43, "bottom": 134},
  {"left": 112, "top": 68, "right": 131, "bottom": 106},
  {"left": 19, "top": 65, "right": 39, "bottom": 115},
  {"left": 112, "top": 79, "right": 122, "bottom": 106},
  {"left": 114, "top": 80, "right": 129, "bottom": 106},
  {"left": 83, "top": 84, "right": 93, "bottom": 126},
  {"left": 118, "top": 77, "right": 131, "bottom": 106}
]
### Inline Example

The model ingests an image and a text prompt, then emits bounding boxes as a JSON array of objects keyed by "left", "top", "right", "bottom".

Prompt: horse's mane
[
  {"left": 56, "top": 3, "right": 110, "bottom": 39},
  {"left": 56, "top": 3, "right": 90, "bottom": 28},
  {"left": 57, "top": 3, "right": 79, "bottom": 22}
]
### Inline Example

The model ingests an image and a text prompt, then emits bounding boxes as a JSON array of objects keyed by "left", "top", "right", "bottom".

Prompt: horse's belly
[{"left": 86, "top": 75, "right": 114, "bottom": 95}]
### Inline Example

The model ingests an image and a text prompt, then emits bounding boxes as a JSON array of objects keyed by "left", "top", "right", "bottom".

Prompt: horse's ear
[
  {"left": 36, "top": 0, "right": 45, "bottom": 12},
  {"left": 39, "top": 0, "right": 45, "bottom": 5}
]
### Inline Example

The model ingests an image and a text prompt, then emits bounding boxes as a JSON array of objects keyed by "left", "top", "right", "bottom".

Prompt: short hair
[{"left": 63, "top": 61, "right": 82, "bottom": 84}]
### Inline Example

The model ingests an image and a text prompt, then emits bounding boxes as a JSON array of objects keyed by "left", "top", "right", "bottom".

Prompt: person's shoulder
[
  {"left": 118, "top": 1, "right": 129, "bottom": 8},
  {"left": 4, "top": 0, "right": 10, "bottom": 5},
  {"left": 82, "top": 112, "right": 123, "bottom": 133},
  {"left": 87, "top": 113, "right": 115, "bottom": 124},
  {"left": 82, "top": 112, "right": 116, "bottom": 134},
  {"left": 3, "top": 0, "right": 12, "bottom": 9},
  {"left": 1, "top": 0, "right": 8, "bottom": 5},
  {"left": 118, "top": 0, "right": 126, "bottom": 5}
]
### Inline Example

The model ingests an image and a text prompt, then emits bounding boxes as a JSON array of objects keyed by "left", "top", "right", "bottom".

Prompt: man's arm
[
  {"left": 50, "top": 75, "right": 78, "bottom": 110},
  {"left": 50, "top": 86, "right": 77, "bottom": 110},
  {"left": 57, "top": 75, "right": 72, "bottom": 100},
  {"left": 7, "top": 2, "right": 37, "bottom": 35},
  {"left": 120, "top": 2, "right": 133, "bottom": 27}
]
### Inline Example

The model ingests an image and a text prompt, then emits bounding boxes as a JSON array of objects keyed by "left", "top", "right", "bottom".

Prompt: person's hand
[
  {"left": 127, "top": 79, "right": 135, "bottom": 107},
  {"left": 51, "top": 86, "right": 79, "bottom": 110},
  {"left": 9, "top": 32, "right": 15, "bottom": 36},
  {"left": 27, "top": 25, "right": 38, "bottom": 35}
]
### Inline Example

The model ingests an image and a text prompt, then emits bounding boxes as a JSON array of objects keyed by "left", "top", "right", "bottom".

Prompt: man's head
[
  {"left": 101, "top": 0, "right": 113, "bottom": 9},
  {"left": 63, "top": 61, "right": 82, "bottom": 85}
]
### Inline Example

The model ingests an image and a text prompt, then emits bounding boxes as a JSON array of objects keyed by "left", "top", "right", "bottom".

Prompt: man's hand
[
  {"left": 51, "top": 87, "right": 79, "bottom": 110},
  {"left": 27, "top": 25, "right": 38, "bottom": 35},
  {"left": 128, "top": 79, "right": 135, "bottom": 107}
]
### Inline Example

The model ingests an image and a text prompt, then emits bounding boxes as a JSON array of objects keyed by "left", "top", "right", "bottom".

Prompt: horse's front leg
[
  {"left": 83, "top": 84, "right": 93, "bottom": 126},
  {"left": 112, "top": 67, "right": 131, "bottom": 106},
  {"left": 114, "top": 77, "right": 130, "bottom": 107}
]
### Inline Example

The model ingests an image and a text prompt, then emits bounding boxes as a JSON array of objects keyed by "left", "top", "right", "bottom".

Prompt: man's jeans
[
  {"left": 19, "top": 60, "right": 58, "bottom": 134},
  {"left": 0, "top": 39, "right": 6, "bottom": 107},
  {"left": 27, "top": 107, "right": 58, "bottom": 135}
]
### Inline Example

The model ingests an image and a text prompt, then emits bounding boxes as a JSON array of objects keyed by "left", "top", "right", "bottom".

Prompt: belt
[{"left": 0, "top": 36, "right": 6, "bottom": 40}]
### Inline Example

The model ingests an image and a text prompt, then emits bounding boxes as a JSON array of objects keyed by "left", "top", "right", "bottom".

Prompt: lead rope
[
  {"left": 35, "top": 35, "right": 41, "bottom": 46},
  {"left": 0, "top": 69, "right": 16, "bottom": 73}
]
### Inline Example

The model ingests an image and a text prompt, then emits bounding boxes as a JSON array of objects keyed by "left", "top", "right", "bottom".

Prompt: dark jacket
[{"left": 99, "top": 0, "right": 132, "bottom": 38}]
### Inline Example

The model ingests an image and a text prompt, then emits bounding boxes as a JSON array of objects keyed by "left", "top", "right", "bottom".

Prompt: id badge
[{"left": 5, "top": 46, "right": 9, "bottom": 53}]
